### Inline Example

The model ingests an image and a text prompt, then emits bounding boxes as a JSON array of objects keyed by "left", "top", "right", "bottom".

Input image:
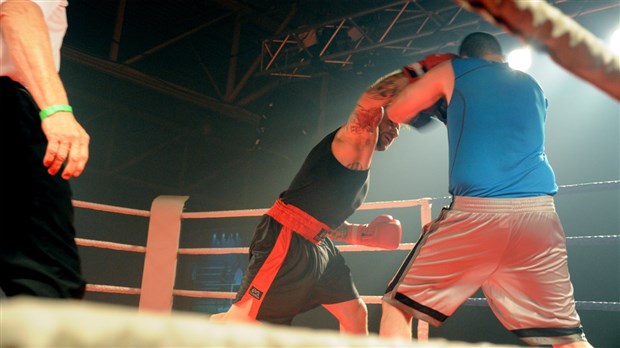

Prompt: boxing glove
[
  {"left": 341, "top": 214, "right": 402, "bottom": 250},
  {"left": 403, "top": 52, "right": 457, "bottom": 81},
  {"left": 355, "top": 53, "right": 456, "bottom": 127},
  {"left": 413, "top": 98, "right": 448, "bottom": 129}
]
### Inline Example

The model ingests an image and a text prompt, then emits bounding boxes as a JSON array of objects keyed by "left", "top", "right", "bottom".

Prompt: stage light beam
[
  {"left": 507, "top": 47, "right": 532, "bottom": 72},
  {"left": 610, "top": 27, "right": 620, "bottom": 55}
]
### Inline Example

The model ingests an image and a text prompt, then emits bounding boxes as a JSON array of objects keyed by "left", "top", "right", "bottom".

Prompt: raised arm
[
  {"left": 330, "top": 53, "right": 456, "bottom": 169},
  {"left": 385, "top": 60, "right": 455, "bottom": 125}
]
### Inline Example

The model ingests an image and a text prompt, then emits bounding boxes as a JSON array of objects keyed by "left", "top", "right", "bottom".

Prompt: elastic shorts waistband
[
  {"left": 451, "top": 196, "right": 556, "bottom": 213},
  {"left": 266, "top": 199, "right": 330, "bottom": 244}
]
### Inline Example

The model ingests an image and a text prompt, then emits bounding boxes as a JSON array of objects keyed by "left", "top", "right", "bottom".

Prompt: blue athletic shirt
[{"left": 446, "top": 58, "right": 558, "bottom": 197}]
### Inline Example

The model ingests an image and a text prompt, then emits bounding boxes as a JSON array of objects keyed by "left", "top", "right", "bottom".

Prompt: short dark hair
[{"left": 458, "top": 32, "right": 503, "bottom": 58}]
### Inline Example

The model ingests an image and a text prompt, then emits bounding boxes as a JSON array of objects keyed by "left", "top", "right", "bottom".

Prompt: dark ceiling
[{"left": 60, "top": 0, "right": 619, "bottom": 210}]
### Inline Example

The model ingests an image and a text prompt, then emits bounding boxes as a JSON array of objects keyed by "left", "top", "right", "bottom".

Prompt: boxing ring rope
[{"left": 69, "top": 179, "right": 620, "bottom": 342}]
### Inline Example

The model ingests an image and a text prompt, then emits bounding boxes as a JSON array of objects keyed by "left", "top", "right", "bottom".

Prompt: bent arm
[
  {"left": 386, "top": 61, "right": 454, "bottom": 125},
  {"left": 358, "top": 69, "right": 411, "bottom": 111},
  {"left": 331, "top": 70, "right": 410, "bottom": 170}
]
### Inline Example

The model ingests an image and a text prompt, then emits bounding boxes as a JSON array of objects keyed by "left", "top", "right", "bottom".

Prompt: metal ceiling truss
[
  {"left": 64, "top": 0, "right": 618, "bottom": 126},
  {"left": 261, "top": 1, "right": 463, "bottom": 78},
  {"left": 260, "top": 0, "right": 619, "bottom": 79}
]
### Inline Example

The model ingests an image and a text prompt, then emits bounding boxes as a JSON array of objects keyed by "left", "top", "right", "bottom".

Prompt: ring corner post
[{"left": 139, "top": 195, "right": 190, "bottom": 312}]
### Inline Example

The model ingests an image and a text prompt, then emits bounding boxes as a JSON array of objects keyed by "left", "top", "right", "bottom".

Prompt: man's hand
[{"left": 41, "top": 112, "right": 90, "bottom": 179}]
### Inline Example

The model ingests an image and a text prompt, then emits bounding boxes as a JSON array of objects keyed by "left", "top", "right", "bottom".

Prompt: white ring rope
[
  {"left": 181, "top": 208, "right": 267, "bottom": 219},
  {"left": 177, "top": 243, "right": 420, "bottom": 255},
  {"left": 565, "top": 235, "right": 620, "bottom": 246},
  {"left": 89, "top": 287, "right": 620, "bottom": 312},
  {"left": 73, "top": 200, "right": 150, "bottom": 217},
  {"left": 85, "top": 284, "right": 141, "bottom": 295},
  {"left": 556, "top": 180, "right": 619, "bottom": 190},
  {"left": 462, "top": 298, "right": 620, "bottom": 312},
  {"left": 173, "top": 289, "right": 235, "bottom": 299},
  {"left": 427, "top": 180, "right": 620, "bottom": 203},
  {"left": 76, "top": 238, "right": 146, "bottom": 253},
  {"left": 180, "top": 198, "right": 432, "bottom": 220},
  {"left": 72, "top": 181, "right": 618, "bottom": 220},
  {"left": 177, "top": 236, "right": 619, "bottom": 256},
  {"left": 73, "top": 180, "right": 620, "bottom": 311}
]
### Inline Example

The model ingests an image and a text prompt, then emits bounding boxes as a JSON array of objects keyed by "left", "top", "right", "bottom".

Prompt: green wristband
[{"left": 39, "top": 104, "right": 73, "bottom": 121}]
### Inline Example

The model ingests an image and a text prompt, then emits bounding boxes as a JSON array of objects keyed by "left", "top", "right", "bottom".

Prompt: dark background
[{"left": 59, "top": 1, "right": 619, "bottom": 347}]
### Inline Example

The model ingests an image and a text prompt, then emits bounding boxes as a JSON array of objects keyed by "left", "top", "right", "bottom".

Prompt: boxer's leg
[{"left": 322, "top": 298, "right": 368, "bottom": 335}]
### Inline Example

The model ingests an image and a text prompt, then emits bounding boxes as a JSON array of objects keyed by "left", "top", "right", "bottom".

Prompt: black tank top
[{"left": 280, "top": 128, "right": 369, "bottom": 229}]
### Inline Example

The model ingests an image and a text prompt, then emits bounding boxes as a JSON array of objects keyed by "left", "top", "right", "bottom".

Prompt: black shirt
[{"left": 280, "top": 128, "right": 369, "bottom": 229}]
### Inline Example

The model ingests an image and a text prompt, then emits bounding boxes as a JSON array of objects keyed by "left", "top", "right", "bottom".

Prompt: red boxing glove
[
  {"left": 402, "top": 53, "right": 458, "bottom": 82},
  {"left": 346, "top": 214, "right": 402, "bottom": 250}
]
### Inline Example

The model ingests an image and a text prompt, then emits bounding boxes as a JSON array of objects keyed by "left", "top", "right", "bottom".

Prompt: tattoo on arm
[
  {"left": 347, "top": 70, "right": 407, "bottom": 134},
  {"left": 369, "top": 72, "right": 404, "bottom": 99},
  {"left": 347, "top": 107, "right": 382, "bottom": 135}
]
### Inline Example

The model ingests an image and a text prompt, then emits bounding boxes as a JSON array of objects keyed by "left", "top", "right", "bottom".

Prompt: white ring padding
[{"left": 0, "top": 297, "right": 520, "bottom": 348}]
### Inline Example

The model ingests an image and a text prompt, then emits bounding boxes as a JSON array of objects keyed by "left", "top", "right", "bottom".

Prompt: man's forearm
[
  {"left": 344, "top": 69, "right": 409, "bottom": 135},
  {"left": 327, "top": 222, "right": 352, "bottom": 242},
  {"left": 357, "top": 69, "right": 410, "bottom": 111},
  {"left": 0, "top": 0, "right": 69, "bottom": 109}
]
